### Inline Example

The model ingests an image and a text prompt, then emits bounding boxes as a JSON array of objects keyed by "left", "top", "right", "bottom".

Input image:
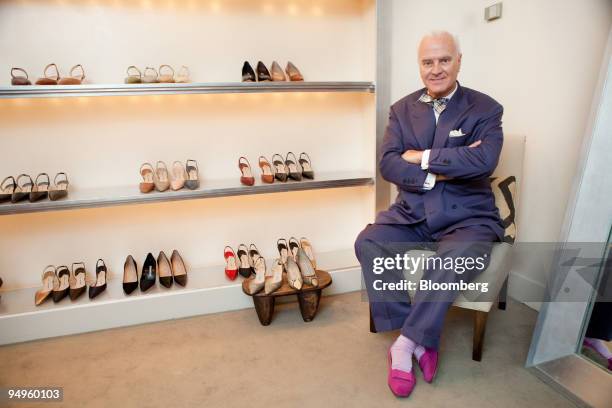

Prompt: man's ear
[{"left": 457, "top": 53, "right": 463, "bottom": 70}]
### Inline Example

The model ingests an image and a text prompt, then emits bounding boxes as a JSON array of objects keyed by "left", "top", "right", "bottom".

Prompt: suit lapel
[
  {"left": 409, "top": 93, "right": 436, "bottom": 150},
  {"left": 432, "top": 84, "right": 473, "bottom": 149}
]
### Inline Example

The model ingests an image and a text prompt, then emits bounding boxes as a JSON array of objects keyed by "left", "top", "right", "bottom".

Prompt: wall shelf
[
  {"left": 0, "top": 171, "right": 374, "bottom": 216},
  {"left": 0, "top": 81, "right": 375, "bottom": 99}
]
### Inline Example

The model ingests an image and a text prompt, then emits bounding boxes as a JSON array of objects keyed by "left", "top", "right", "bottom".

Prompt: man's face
[{"left": 418, "top": 34, "right": 462, "bottom": 98}]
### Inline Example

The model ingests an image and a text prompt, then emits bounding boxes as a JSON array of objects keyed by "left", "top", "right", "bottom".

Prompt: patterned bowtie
[{"left": 419, "top": 93, "right": 449, "bottom": 115}]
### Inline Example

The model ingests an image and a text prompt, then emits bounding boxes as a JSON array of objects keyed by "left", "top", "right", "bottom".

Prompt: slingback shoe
[
  {"left": 89, "top": 259, "right": 107, "bottom": 299},
  {"left": 30, "top": 173, "right": 50, "bottom": 202},
  {"left": 0, "top": 176, "right": 16, "bottom": 203},
  {"left": 35, "top": 265, "right": 56, "bottom": 306},
  {"left": 298, "top": 153, "right": 314, "bottom": 179},
  {"left": 258, "top": 156, "right": 275, "bottom": 184},
  {"left": 58, "top": 64, "right": 85, "bottom": 85},
  {"left": 270, "top": 61, "right": 286, "bottom": 81},
  {"left": 299, "top": 237, "right": 316, "bottom": 269},
  {"left": 158, "top": 64, "right": 175, "bottom": 83},
  {"left": 140, "top": 253, "right": 157, "bottom": 292},
  {"left": 143, "top": 67, "right": 159, "bottom": 84},
  {"left": 176, "top": 66, "right": 191, "bottom": 83},
  {"left": 171, "top": 250, "right": 188, "bottom": 286},
  {"left": 288, "top": 237, "right": 300, "bottom": 260},
  {"left": 171, "top": 161, "right": 187, "bottom": 191},
  {"left": 277, "top": 238, "right": 289, "bottom": 264},
  {"left": 249, "top": 244, "right": 262, "bottom": 267},
  {"left": 242, "top": 61, "right": 256, "bottom": 82},
  {"left": 245, "top": 257, "right": 266, "bottom": 295},
  {"left": 11, "top": 67, "right": 31, "bottom": 85},
  {"left": 256, "top": 61, "right": 271, "bottom": 82},
  {"left": 125, "top": 66, "right": 142, "bottom": 84},
  {"left": 35, "top": 63, "right": 60, "bottom": 85},
  {"left": 237, "top": 244, "right": 253, "bottom": 278},
  {"left": 224, "top": 246, "right": 238, "bottom": 280},
  {"left": 185, "top": 159, "right": 200, "bottom": 190},
  {"left": 12, "top": 174, "right": 33, "bottom": 203},
  {"left": 154, "top": 161, "right": 170, "bottom": 192},
  {"left": 52, "top": 265, "right": 70, "bottom": 303},
  {"left": 238, "top": 157, "right": 255, "bottom": 186},
  {"left": 69, "top": 262, "right": 87, "bottom": 301},
  {"left": 49, "top": 173, "right": 69, "bottom": 201},
  {"left": 272, "top": 154, "right": 288, "bottom": 182},
  {"left": 139, "top": 163, "right": 155, "bottom": 193},
  {"left": 158, "top": 251, "right": 173, "bottom": 288},
  {"left": 297, "top": 247, "right": 318, "bottom": 287},
  {"left": 265, "top": 258, "right": 284, "bottom": 295},
  {"left": 123, "top": 255, "right": 138, "bottom": 295},
  {"left": 285, "top": 61, "right": 304, "bottom": 81},
  {"left": 285, "top": 152, "right": 302, "bottom": 181},
  {"left": 285, "top": 256, "right": 303, "bottom": 290}
]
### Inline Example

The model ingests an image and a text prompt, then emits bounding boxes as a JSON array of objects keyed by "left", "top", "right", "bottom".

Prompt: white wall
[{"left": 389, "top": 0, "right": 612, "bottom": 301}]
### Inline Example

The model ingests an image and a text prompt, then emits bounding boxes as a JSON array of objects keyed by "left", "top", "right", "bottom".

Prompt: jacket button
[{"left": 452, "top": 204, "right": 458, "bottom": 209}]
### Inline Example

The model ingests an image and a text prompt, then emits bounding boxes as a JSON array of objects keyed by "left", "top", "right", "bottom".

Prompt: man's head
[{"left": 417, "top": 31, "right": 462, "bottom": 98}]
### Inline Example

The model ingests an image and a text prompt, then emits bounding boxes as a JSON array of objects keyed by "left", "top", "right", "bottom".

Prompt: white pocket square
[{"left": 449, "top": 129, "right": 466, "bottom": 137}]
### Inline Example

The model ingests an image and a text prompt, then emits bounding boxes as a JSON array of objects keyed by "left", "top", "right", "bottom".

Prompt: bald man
[{"left": 354, "top": 31, "right": 504, "bottom": 397}]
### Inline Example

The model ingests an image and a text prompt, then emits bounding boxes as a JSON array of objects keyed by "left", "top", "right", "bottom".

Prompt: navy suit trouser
[{"left": 354, "top": 221, "right": 497, "bottom": 350}]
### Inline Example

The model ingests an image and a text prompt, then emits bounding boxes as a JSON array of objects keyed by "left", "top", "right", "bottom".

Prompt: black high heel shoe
[
  {"left": 30, "top": 173, "right": 50, "bottom": 202},
  {"left": 242, "top": 61, "right": 256, "bottom": 82},
  {"left": 285, "top": 152, "right": 302, "bottom": 181},
  {"left": 0, "top": 176, "right": 16, "bottom": 203},
  {"left": 52, "top": 265, "right": 69, "bottom": 303},
  {"left": 69, "top": 262, "right": 87, "bottom": 301},
  {"left": 298, "top": 153, "right": 315, "bottom": 179},
  {"left": 171, "top": 250, "right": 188, "bottom": 286},
  {"left": 158, "top": 251, "right": 173, "bottom": 288},
  {"left": 272, "top": 154, "right": 288, "bottom": 182},
  {"left": 123, "top": 255, "right": 138, "bottom": 295},
  {"left": 256, "top": 61, "right": 271, "bottom": 81},
  {"left": 140, "top": 253, "right": 157, "bottom": 292},
  {"left": 89, "top": 259, "right": 107, "bottom": 299},
  {"left": 49, "top": 172, "right": 69, "bottom": 201},
  {"left": 11, "top": 174, "right": 33, "bottom": 203},
  {"left": 237, "top": 244, "right": 253, "bottom": 278}
]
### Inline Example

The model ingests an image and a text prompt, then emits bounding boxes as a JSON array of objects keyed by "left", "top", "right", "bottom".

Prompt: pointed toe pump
[
  {"left": 171, "top": 250, "right": 188, "bottom": 286},
  {"left": 35, "top": 265, "right": 56, "bottom": 306},
  {"left": 11, "top": 174, "right": 33, "bottom": 203},
  {"left": 11, "top": 67, "right": 32, "bottom": 85},
  {"left": 140, "top": 253, "right": 157, "bottom": 292},
  {"left": 237, "top": 243, "right": 253, "bottom": 278},
  {"left": 89, "top": 259, "right": 108, "bottom": 299},
  {"left": 249, "top": 244, "right": 261, "bottom": 267},
  {"left": 277, "top": 238, "right": 289, "bottom": 265},
  {"left": 49, "top": 172, "right": 69, "bottom": 201},
  {"left": 285, "top": 61, "right": 304, "bottom": 82},
  {"left": 258, "top": 156, "right": 274, "bottom": 184},
  {"left": 158, "top": 64, "right": 175, "bottom": 83},
  {"left": 139, "top": 163, "right": 155, "bottom": 193},
  {"left": 123, "top": 255, "right": 139, "bottom": 295},
  {"left": 224, "top": 246, "right": 238, "bottom": 280},
  {"left": 297, "top": 247, "right": 318, "bottom": 287},
  {"left": 272, "top": 154, "right": 288, "bottom": 182},
  {"left": 35, "top": 63, "right": 60, "bottom": 85},
  {"left": 242, "top": 61, "right": 256, "bottom": 82},
  {"left": 270, "top": 61, "right": 286, "bottom": 81},
  {"left": 30, "top": 173, "right": 50, "bottom": 202},
  {"left": 299, "top": 237, "right": 317, "bottom": 269},
  {"left": 285, "top": 152, "right": 302, "bottom": 181},
  {"left": 285, "top": 255, "right": 303, "bottom": 291},
  {"left": 154, "top": 161, "right": 170, "bottom": 192},
  {"left": 298, "top": 153, "right": 314, "bottom": 179},
  {"left": 0, "top": 176, "right": 16, "bottom": 203},
  {"left": 125, "top": 66, "right": 142, "bottom": 84},
  {"left": 288, "top": 237, "right": 301, "bottom": 259},
  {"left": 265, "top": 258, "right": 284, "bottom": 295},
  {"left": 69, "top": 262, "right": 87, "bottom": 301},
  {"left": 176, "top": 66, "right": 191, "bottom": 83},
  {"left": 171, "top": 161, "right": 187, "bottom": 191},
  {"left": 185, "top": 159, "right": 200, "bottom": 190},
  {"left": 158, "top": 251, "right": 173, "bottom": 288},
  {"left": 143, "top": 67, "right": 159, "bottom": 84},
  {"left": 246, "top": 256, "right": 266, "bottom": 295},
  {"left": 256, "top": 61, "right": 271, "bottom": 82},
  {"left": 238, "top": 157, "right": 255, "bottom": 186},
  {"left": 52, "top": 265, "right": 70, "bottom": 303},
  {"left": 58, "top": 64, "right": 85, "bottom": 85}
]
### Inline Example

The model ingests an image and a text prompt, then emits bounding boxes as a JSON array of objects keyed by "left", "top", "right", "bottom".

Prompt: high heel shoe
[
  {"left": 270, "top": 61, "right": 286, "bottom": 81},
  {"left": 176, "top": 66, "right": 191, "bottom": 83},
  {"left": 30, "top": 173, "right": 50, "bottom": 202},
  {"left": 35, "top": 265, "right": 56, "bottom": 306},
  {"left": 158, "top": 251, "right": 173, "bottom": 288},
  {"left": 11, "top": 68, "right": 31, "bottom": 85},
  {"left": 238, "top": 157, "right": 255, "bottom": 186},
  {"left": 285, "top": 61, "right": 304, "bottom": 81},
  {"left": 154, "top": 161, "right": 170, "bottom": 192},
  {"left": 242, "top": 61, "right": 256, "bottom": 82},
  {"left": 140, "top": 253, "right": 157, "bottom": 292},
  {"left": 35, "top": 63, "right": 60, "bottom": 85},
  {"left": 289, "top": 237, "right": 301, "bottom": 259},
  {"left": 158, "top": 64, "right": 175, "bottom": 83},
  {"left": 272, "top": 154, "right": 288, "bottom": 182},
  {"left": 142, "top": 67, "right": 159, "bottom": 84},
  {"left": 139, "top": 163, "right": 155, "bottom": 193},
  {"left": 185, "top": 159, "right": 200, "bottom": 190},
  {"left": 237, "top": 244, "right": 253, "bottom": 278},
  {"left": 171, "top": 161, "right": 187, "bottom": 191},
  {"left": 299, "top": 237, "right": 317, "bottom": 269},
  {"left": 171, "top": 250, "right": 188, "bottom": 286},
  {"left": 49, "top": 172, "right": 69, "bottom": 201},
  {"left": 58, "top": 64, "right": 85, "bottom": 85},
  {"left": 69, "top": 262, "right": 87, "bottom": 301},
  {"left": 256, "top": 61, "right": 271, "bottom": 82},
  {"left": 224, "top": 246, "right": 238, "bottom": 280},
  {"left": 265, "top": 258, "right": 284, "bottom": 295},
  {"left": 299, "top": 153, "right": 315, "bottom": 179},
  {"left": 89, "top": 259, "right": 107, "bottom": 299},
  {"left": 277, "top": 238, "right": 289, "bottom": 264},
  {"left": 123, "top": 255, "right": 138, "bottom": 295},
  {"left": 249, "top": 244, "right": 261, "bottom": 266},
  {"left": 0, "top": 176, "right": 16, "bottom": 203},
  {"left": 11, "top": 174, "right": 33, "bottom": 203},
  {"left": 258, "top": 156, "right": 274, "bottom": 184},
  {"left": 125, "top": 66, "right": 142, "bottom": 84},
  {"left": 285, "top": 255, "right": 303, "bottom": 290},
  {"left": 245, "top": 257, "right": 266, "bottom": 295},
  {"left": 297, "top": 247, "right": 318, "bottom": 287},
  {"left": 285, "top": 152, "right": 302, "bottom": 181},
  {"left": 52, "top": 265, "right": 70, "bottom": 303}
]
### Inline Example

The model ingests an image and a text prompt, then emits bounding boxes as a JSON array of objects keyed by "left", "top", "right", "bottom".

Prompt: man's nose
[{"left": 431, "top": 61, "right": 442, "bottom": 75}]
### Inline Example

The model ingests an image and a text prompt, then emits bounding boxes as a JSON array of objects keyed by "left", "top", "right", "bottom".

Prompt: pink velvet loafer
[
  {"left": 387, "top": 348, "right": 416, "bottom": 397},
  {"left": 417, "top": 348, "right": 439, "bottom": 383}
]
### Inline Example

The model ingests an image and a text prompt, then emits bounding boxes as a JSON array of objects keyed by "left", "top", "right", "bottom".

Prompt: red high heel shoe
[
  {"left": 224, "top": 246, "right": 238, "bottom": 280},
  {"left": 238, "top": 157, "right": 255, "bottom": 186}
]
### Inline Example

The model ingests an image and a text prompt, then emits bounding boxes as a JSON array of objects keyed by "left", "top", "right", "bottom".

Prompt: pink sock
[
  {"left": 391, "top": 335, "right": 416, "bottom": 372},
  {"left": 584, "top": 337, "right": 612, "bottom": 359},
  {"left": 414, "top": 344, "right": 426, "bottom": 360}
]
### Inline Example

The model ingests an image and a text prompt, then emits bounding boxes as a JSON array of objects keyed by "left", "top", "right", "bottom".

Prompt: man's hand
[{"left": 401, "top": 150, "right": 423, "bottom": 164}]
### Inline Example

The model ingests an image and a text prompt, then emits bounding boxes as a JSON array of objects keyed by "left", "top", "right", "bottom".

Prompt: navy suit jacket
[{"left": 375, "top": 84, "right": 505, "bottom": 241}]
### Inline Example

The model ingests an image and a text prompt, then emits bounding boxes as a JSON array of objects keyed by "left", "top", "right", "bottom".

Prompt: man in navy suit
[{"left": 354, "top": 31, "right": 504, "bottom": 397}]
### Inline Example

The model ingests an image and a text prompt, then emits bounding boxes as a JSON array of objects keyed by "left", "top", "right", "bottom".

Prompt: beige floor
[{"left": 0, "top": 292, "right": 574, "bottom": 408}]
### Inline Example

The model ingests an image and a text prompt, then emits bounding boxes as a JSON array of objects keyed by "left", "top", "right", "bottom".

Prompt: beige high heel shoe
[
  {"left": 154, "top": 161, "right": 170, "bottom": 192},
  {"left": 11, "top": 67, "right": 31, "bottom": 85},
  {"left": 142, "top": 67, "right": 159, "bottom": 84},
  {"left": 58, "top": 64, "right": 85, "bottom": 85},
  {"left": 299, "top": 237, "right": 316, "bottom": 269},
  {"left": 297, "top": 247, "right": 318, "bottom": 287},
  {"left": 245, "top": 256, "right": 266, "bottom": 295},
  {"left": 125, "top": 66, "right": 142, "bottom": 84},
  {"left": 285, "top": 255, "right": 303, "bottom": 290},
  {"left": 171, "top": 160, "right": 186, "bottom": 191},
  {"left": 176, "top": 66, "right": 190, "bottom": 83},
  {"left": 158, "top": 64, "right": 175, "bottom": 83},
  {"left": 285, "top": 61, "right": 304, "bottom": 81},
  {"left": 265, "top": 258, "right": 284, "bottom": 294},
  {"left": 139, "top": 163, "right": 155, "bottom": 193},
  {"left": 35, "top": 266, "right": 56, "bottom": 306}
]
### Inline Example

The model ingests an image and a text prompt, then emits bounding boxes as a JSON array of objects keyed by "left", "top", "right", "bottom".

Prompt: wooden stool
[{"left": 242, "top": 270, "right": 332, "bottom": 325}]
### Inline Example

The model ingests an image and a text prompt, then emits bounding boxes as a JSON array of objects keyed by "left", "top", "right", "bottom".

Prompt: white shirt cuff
[
  {"left": 423, "top": 173, "right": 436, "bottom": 190},
  {"left": 421, "top": 149, "right": 431, "bottom": 170}
]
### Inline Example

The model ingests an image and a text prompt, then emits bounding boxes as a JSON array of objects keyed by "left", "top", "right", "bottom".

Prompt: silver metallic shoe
[
  {"left": 246, "top": 256, "right": 266, "bottom": 295},
  {"left": 285, "top": 255, "right": 303, "bottom": 291},
  {"left": 297, "top": 247, "right": 318, "bottom": 287},
  {"left": 265, "top": 258, "right": 284, "bottom": 295}
]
